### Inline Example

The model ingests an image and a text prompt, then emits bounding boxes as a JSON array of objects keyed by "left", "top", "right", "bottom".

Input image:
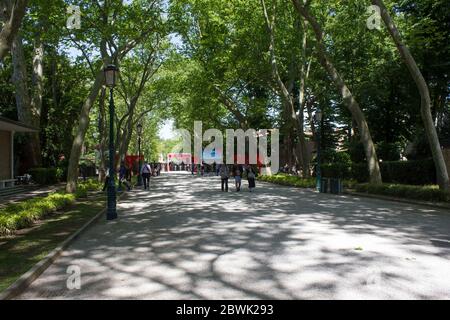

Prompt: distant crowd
[{"left": 100, "top": 161, "right": 259, "bottom": 193}]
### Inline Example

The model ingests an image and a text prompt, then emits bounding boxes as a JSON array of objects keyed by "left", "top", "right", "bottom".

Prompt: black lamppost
[
  {"left": 315, "top": 110, "right": 323, "bottom": 192},
  {"left": 137, "top": 122, "right": 143, "bottom": 187},
  {"left": 104, "top": 64, "right": 119, "bottom": 220}
]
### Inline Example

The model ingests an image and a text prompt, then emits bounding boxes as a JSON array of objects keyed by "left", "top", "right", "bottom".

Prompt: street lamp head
[
  {"left": 104, "top": 64, "right": 119, "bottom": 88},
  {"left": 137, "top": 122, "right": 143, "bottom": 136}
]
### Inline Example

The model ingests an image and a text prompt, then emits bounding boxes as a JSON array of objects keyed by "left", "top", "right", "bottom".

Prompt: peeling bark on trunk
[
  {"left": 31, "top": 31, "right": 44, "bottom": 124},
  {"left": 291, "top": 0, "right": 382, "bottom": 184},
  {"left": 372, "top": 0, "right": 449, "bottom": 191},
  {"left": 11, "top": 34, "right": 41, "bottom": 167},
  {"left": 0, "top": 0, "right": 28, "bottom": 62}
]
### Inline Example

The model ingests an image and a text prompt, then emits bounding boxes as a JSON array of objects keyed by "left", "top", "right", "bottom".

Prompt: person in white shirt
[{"left": 140, "top": 161, "right": 152, "bottom": 190}]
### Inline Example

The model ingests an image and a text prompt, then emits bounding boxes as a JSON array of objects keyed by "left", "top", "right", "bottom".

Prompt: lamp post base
[
  {"left": 107, "top": 183, "right": 117, "bottom": 220},
  {"left": 316, "top": 175, "right": 322, "bottom": 193}
]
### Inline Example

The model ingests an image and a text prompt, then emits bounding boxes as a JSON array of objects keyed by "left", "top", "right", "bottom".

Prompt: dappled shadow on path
[{"left": 18, "top": 173, "right": 450, "bottom": 299}]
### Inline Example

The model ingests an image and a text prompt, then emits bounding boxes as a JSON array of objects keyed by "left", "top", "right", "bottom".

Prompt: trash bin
[
  {"left": 320, "top": 178, "right": 329, "bottom": 193},
  {"left": 330, "top": 178, "right": 342, "bottom": 194}
]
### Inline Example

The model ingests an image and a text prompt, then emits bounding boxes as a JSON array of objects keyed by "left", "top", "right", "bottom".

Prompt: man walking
[
  {"left": 220, "top": 164, "right": 229, "bottom": 192},
  {"left": 141, "top": 161, "right": 152, "bottom": 190}
]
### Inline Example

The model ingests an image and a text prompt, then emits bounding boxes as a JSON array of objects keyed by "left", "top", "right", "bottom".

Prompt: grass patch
[
  {"left": 0, "top": 179, "right": 102, "bottom": 236},
  {"left": 354, "top": 183, "right": 450, "bottom": 203},
  {"left": 0, "top": 196, "right": 105, "bottom": 293}
]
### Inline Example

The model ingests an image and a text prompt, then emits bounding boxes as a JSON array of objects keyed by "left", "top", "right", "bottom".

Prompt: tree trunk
[
  {"left": 11, "top": 34, "right": 41, "bottom": 167},
  {"left": 98, "top": 87, "right": 107, "bottom": 183},
  {"left": 66, "top": 70, "right": 104, "bottom": 193},
  {"left": 31, "top": 30, "right": 44, "bottom": 126},
  {"left": 118, "top": 111, "right": 134, "bottom": 165},
  {"left": 0, "top": 0, "right": 28, "bottom": 62},
  {"left": 291, "top": 0, "right": 382, "bottom": 184},
  {"left": 372, "top": 0, "right": 449, "bottom": 191},
  {"left": 261, "top": 0, "right": 310, "bottom": 177},
  {"left": 296, "top": 19, "right": 313, "bottom": 178}
]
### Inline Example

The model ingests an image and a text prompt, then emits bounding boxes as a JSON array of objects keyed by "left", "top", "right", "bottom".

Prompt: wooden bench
[{"left": 0, "top": 179, "right": 18, "bottom": 189}]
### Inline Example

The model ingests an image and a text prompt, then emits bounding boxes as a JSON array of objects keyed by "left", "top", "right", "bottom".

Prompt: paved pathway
[{"left": 18, "top": 173, "right": 450, "bottom": 299}]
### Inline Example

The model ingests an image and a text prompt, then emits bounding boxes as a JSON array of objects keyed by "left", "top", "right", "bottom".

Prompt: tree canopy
[{"left": 0, "top": 0, "right": 448, "bottom": 191}]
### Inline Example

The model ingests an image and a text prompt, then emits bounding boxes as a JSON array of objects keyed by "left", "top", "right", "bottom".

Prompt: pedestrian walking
[
  {"left": 102, "top": 168, "right": 109, "bottom": 192},
  {"left": 157, "top": 163, "right": 161, "bottom": 176},
  {"left": 141, "top": 161, "right": 152, "bottom": 190},
  {"left": 234, "top": 165, "right": 242, "bottom": 192},
  {"left": 247, "top": 167, "right": 256, "bottom": 192},
  {"left": 220, "top": 164, "right": 229, "bottom": 192},
  {"left": 119, "top": 162, "right": 131, "bottom": 191}
]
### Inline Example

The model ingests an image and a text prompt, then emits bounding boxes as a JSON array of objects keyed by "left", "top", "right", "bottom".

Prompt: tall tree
[
  {"left": 291, "top": 0, "right": 382, "bottom": 184},
  {"left": 372, "top": 0, "right": 449, "bottom": 191},
  {"left": 65, "top": 0, "right": 163, "bottom": 193},
  {"left": 11, "top": 33, "right": 42, "bottom": 166},
  {"left": 261, "top": 0, "right": 310, "bottom": 177}
]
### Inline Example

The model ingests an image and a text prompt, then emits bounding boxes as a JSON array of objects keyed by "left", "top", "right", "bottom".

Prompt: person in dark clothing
[
  {"left": 220, "top": 165, "right": 229, "bottom": 192},
  {"left": 80, "top": 163, "right": 87, "bottom": 182},
  {"left": 118, "top": 162, "right": 131, "bottom": 191},
  {"left": 141, "top": 161, "right": 151, "bottom": 190},
  {"left": 247, "top": 167, "right": 256, "bottom": 192}
]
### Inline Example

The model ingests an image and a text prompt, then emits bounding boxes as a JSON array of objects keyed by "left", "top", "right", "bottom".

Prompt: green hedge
[
  {"left": 75, "top": 179, "right": 103, "bottom": 198},
  {"left": 0, "top": 193, "right": 76, "bottom": 236},
  {"left": 28, "top": 168, "right": 58, "bottom": 185},
  {"left": 381, "top": 159, "right": 436, "bottom": 185},
  {"left": 321, "top": 159, "right": 436, "bottom": 185},
  {"left": 355, "top": 183, "right": 449, "bottom": 203},
  {"left": 0, "top": 179, "right": 103, "bottom": 236},
  {"left": 258, "top": 173, "right": 357, "bottom": 189},
  {"left": 258, "top": 174, "right": 317, "bottom": 188}
]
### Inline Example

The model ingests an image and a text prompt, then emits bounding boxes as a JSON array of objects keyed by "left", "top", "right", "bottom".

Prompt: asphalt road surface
[{"left": 17, "top": 172, "right": 450, "bottom": 299}]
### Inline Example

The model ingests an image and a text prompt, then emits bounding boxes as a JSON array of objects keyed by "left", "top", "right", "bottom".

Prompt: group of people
[
  {"left": 101, "top": 161, "right": 257, "bottom": 193},
  {"left": 219, "top": 164, "right": 257, "bottom": 192},
  {"left": 101, "top": 161, "right": 162, "bottom": 192}
]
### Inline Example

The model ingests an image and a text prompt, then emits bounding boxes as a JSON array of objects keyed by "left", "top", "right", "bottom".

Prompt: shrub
[
  {"left": 321, "top": 163, "right": 352, "bottom": 179},
  {"left": 380, "top": 159, "right": 436, "bottom": 185},
  {"left": 56, "top": 167, "right": 67, "bottom": 182},
  {"left": 75, "top": 179, "right": 102, "bottom": 199},
  {"left": 376, "top": 141, "right": 401, "bottom": 161},
  {"left": 320, "top": 159, "right": 436, "bottom": 185},
  {"left": 28, "top": 168, "right": 59, "bottom": 185},
  {"left": 258, "top": 174, "right": 316, "bottom": 188},
  {"left": 351, "top": 163, "right": 369, "bottom": 182},
  {"left": 355, "top": 183, "right": 449, "bottom": 203},
  {"left": 0, "top": 192, "right": 76, "bottom": 236}
]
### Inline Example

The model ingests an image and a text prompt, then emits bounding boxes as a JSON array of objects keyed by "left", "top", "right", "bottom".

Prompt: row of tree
[{"left": 0, "top": 0, "right": 449, "bottom": 192}]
